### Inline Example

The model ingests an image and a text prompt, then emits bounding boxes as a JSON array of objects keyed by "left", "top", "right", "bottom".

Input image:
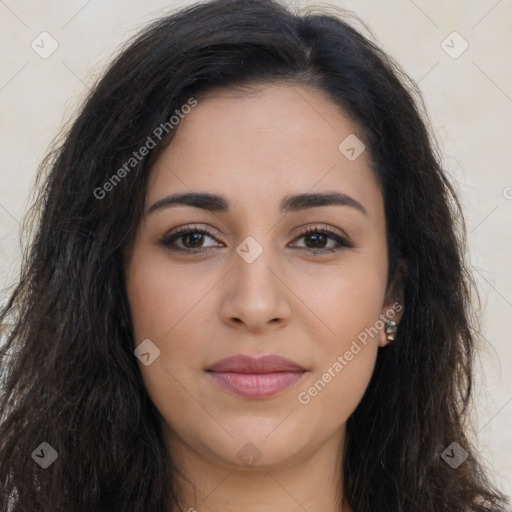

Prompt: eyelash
[{"left": 159, "top": 224, "right": 354, "bottom": 255}]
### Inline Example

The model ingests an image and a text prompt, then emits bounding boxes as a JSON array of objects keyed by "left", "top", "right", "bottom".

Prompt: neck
[{"left": 164, "top": 425, "right": 350, "bottom": 512}]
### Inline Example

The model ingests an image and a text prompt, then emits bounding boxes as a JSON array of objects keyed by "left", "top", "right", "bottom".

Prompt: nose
[{"left": 220, "top": 239, "right": 292, "bottom": 333}]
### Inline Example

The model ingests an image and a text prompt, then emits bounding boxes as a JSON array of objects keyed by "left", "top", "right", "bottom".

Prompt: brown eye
[
  {"left": 160, "top": 225, "right": 353, "bottom": 255},
  {"left": 160, "top": 227, "right": 223, "bottom": 253},
  {"left": 291, "top": 226, "right": 353, "bottom": 254}
]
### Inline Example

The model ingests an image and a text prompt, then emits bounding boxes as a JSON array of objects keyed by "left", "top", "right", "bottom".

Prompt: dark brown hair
[{"left": 0, "top": 0, "right": 509, "bottom": 510}]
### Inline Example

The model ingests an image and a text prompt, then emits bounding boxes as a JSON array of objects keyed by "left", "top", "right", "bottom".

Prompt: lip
[
  {"left": 207, "top": 354, "right": 306, "bottom": 373},
  {"left": 206, "top": 354, "right": 307, "bottom": 399}
]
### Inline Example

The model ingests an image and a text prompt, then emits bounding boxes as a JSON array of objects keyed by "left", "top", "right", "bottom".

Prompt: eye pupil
[
  {"left": 183, "top": 233, "right": 204, "bottom": 248},
  {"left": 305, "top": 233, "right": 327, "bottom": 248}
]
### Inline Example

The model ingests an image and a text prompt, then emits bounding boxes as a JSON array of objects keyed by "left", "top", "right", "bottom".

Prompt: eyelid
[
  {"left": 166, "top": 224, "right": 224, "bottom": 241},
  {"left": 165, "top": 223, "right": 350, "bottom": 241},
  {"left": 294, "top": 223, "right": 352, "bottom": 243},
  {"left": 160, "top": 222, "right": 353, "bottom": 253}
]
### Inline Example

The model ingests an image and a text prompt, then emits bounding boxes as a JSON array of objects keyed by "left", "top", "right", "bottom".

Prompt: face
[{"left": 125, "top": 83, "right": 402, "bottom": 474}]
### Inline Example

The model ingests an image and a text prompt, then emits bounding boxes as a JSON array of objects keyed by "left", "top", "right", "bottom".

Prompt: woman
[{"left": 0, "top": 0, "right": 509, "bottom": 510}]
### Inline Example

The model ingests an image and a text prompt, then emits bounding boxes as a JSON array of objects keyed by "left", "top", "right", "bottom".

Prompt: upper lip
[{"left": 206, "top": 354, "right": 306, "bottom": 374}]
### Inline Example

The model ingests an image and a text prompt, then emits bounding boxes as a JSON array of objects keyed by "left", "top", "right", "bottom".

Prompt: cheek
[
  {"left": 299, "top": 343, "right": 378, "bottom": 436},
  {"left": 126, "top": 246, "right": 214, "bottom": 343},
  {"left": 293, "top": 257, "right": 387, "bottom": 345},
  {"left": 126, "top": 253, "right": 207, "bottom": 431},
  {"left": 292, "top": 259, "right": 385, "bottom": 418},
  {"left": 297, "top": 301, "right": 381, "bottom": 417},
  {"left": 126, "top": 247, "right": 218, "bottom": 398}
]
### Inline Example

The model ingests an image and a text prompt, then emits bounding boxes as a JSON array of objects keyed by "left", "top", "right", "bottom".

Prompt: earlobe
[
  {"left": 378, "top": 259, "right": 407, "bottom": 347},
  {"left": 379, "top": 297, "right": 404, "bottom": 347},
  {"left": 378, "top": 317, "right": 400, "bottom": 347}
]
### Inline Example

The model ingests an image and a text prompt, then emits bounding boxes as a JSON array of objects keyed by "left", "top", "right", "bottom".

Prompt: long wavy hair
[{"left": 0, "top": 0, "right": 509, "bottom": 510}]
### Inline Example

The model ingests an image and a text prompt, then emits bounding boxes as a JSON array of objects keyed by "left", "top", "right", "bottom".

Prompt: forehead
[{"left": 146, "top": 83, "right": 383, "bottom": 222}]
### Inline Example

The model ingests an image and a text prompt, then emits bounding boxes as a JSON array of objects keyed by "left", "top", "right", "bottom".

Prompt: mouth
[{"left": 205, "top": 354, "right": 308, "bottom": 399}]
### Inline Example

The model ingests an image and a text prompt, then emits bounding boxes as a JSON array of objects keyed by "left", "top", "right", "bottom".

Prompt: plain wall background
[{"left": 1, "top": 0, "right": 511, "bottom": 500}]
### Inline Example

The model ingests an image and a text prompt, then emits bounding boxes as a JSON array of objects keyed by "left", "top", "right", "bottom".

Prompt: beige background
[{"left": 1, "top": 0, "right": 511, "bottom": 499}]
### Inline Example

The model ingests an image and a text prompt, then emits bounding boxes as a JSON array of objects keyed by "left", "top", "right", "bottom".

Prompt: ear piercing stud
[{"left": 385, "top": 321, "right": 398, "bottom": 341}]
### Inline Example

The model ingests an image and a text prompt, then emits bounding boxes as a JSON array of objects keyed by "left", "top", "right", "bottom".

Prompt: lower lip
[{"left": 207, "top": 371, "right": 306, "bottom": 398}]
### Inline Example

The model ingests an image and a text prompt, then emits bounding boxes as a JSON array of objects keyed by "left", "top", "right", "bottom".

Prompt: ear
[{"left": 378, "top": 259, "right": 407, "bottom": 347}]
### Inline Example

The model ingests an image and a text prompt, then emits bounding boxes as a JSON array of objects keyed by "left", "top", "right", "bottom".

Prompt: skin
[{"left": 125, "top": 82, "right": 403, "bottom": 512}]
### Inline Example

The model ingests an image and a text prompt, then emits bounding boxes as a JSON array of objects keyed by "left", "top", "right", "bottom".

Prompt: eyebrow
[{"left": 147, "top": 191, "right": 368, "bottom": 216}]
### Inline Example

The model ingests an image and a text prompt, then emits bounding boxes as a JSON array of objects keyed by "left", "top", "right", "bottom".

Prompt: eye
[
  {"left": 159, "top": 225, "right": 224, "bottom": 253},
  {"left": 291, "top": 225, "right": 353, "bottom": 254},
  {"left": 159, "top": 224, "right": 353, "bottom": 254}
]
